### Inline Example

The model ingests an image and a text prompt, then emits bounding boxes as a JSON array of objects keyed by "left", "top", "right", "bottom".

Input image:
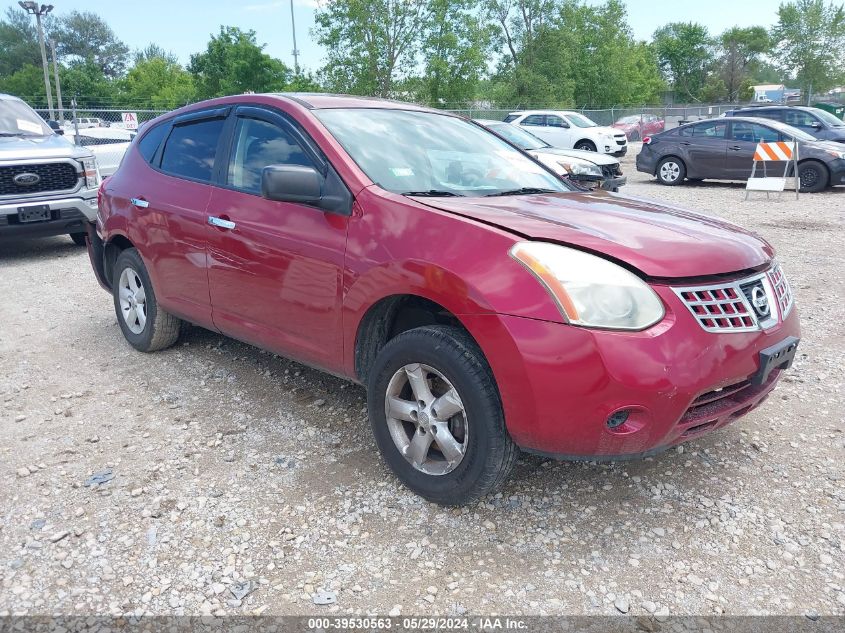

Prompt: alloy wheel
[
  {"left": 660, "top": 161, "right": 681, "bottom": 183},
  {"left": 118, "top": 267, "right": 147, "bottom": 334},
  {"left": 384, "top": 363, "right": 468, "bottom": 476}
]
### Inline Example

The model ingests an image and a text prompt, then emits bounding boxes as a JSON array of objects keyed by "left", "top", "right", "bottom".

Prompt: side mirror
[
  {"left": 811, "top": 121, "right": 822, "bottom": 129},
  {"left": 48, "top": 120, "right": 64, "bottom": 135},
  {"left": 261, "top": 164, "right": 323, "bottom": 204}
]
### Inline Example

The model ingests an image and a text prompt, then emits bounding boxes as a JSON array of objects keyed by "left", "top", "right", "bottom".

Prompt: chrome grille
[
  {"left": 673, "top": 270, "right": 781, "bottom": 333},
  {"left": 767, "top": 263, "right": 794, "bottom": 318},
  {"left": 0, "top": 162, "right": 79, "bottom": 196}
]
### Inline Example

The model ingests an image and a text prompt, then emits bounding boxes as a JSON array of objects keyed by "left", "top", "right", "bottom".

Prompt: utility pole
[
  {"left": 290, "top": 0, "right": 300, "bottom": 75},
  {"left": 19, "top": 2, "right": 55, "bottom": 119},
  {"left": 50, "top": 38, "right": 63, "bottom": 121}
]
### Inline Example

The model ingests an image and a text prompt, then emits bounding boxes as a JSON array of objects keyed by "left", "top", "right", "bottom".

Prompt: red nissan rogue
[{"left": 86, "top": 94, "right": 800, "bottom": 505}]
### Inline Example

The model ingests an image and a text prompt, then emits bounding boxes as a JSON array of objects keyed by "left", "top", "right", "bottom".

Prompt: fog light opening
[{"left": 606, "top": 409, "right": 630, "bottom": 430}]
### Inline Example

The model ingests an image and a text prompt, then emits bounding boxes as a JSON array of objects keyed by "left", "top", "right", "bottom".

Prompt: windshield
[
  {"left": 811, "top": 108, "right": 845, "bottom": 127},
  {"left": 484, "top": 122, "right": 549, "bottom": 151},
  {"left": 565, "top": 113, "right": 598, "bottom": 128},
  {"left": 0, "top": 98, "right": 52, "bottom": 137},
  {"left": 315, "top": 109, "right": 569, "bottom": 196},
  {"left": 617, "top": 116, "right": 640, "bottom": 124}
]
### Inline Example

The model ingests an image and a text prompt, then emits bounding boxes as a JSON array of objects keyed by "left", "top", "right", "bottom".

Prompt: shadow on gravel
[
  {"left": 0, "top": 235, "right": 85, "bottom": 263},
  {"left": 640, "top": 178, "right": 845, "bottom": 194}
]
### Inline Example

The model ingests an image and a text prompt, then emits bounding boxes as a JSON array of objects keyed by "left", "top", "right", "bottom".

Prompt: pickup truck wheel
[
  {"left": 112, "top": 248, "right": 181, "bottom": 352},
  {"left": 798, "top": 160, "right": 829, "bottom": 193},
  {"left": 656, "top": 157, "right": 686, "bottom": 185},
  {"left": 70, "top": 232, "right": 87, "bottom": 246},
  {"left": 367, "top": 325, "right": 518, "bottom": 506},
  {"left": 574, "top": 140, "right": 597, "bottom": 152}
]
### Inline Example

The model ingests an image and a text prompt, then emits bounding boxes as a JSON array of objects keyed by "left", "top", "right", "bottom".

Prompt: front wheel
[
  {"left": 574, "top": 140, "right": 597, "bottom": 152},
  {"left": 656, "top": 157, "right": 686, "bottom": 186},
  {"left": 112, "top": 248, "right": 182, "bottom": 352},
  {"left": 70, "top": 232, "right": 87, "bottom": 246},
  {"left": 798, "top": 160, "right": 829, "bottom": 193},
  {"left": 367, "top": 326, "right": 518, "bottom": 506}
]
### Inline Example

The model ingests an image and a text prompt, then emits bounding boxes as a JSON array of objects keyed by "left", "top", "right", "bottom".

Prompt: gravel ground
[{"left": 1, "top": 150, "right": 844, "bottom": 619}]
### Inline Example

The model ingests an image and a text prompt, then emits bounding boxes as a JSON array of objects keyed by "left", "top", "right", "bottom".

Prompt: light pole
[
  {"left": 50, "top": 39, "right": 63, "bottom": 121},
  {"left": 18, "top": 2, "right": 55, "bottom": 119},
  {"left": 290, "top": 0, "right": 300, "bottom": 76}
]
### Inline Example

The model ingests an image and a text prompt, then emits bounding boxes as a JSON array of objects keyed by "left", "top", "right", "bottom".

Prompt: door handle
[
  {"left": 679, "top": 141, "right": 691, "bottom": 146},
  {"left": 729, "top": 145, "right": 742, "bottom": 151},
  {"left": 208, "top": 216, "right": 236, "bottom": 230},
  {"left": 130, "top": 197, "right": 149, "bottom": 208}
]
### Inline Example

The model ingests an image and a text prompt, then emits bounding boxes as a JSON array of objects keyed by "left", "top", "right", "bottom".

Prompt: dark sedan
[{"left": 636, "top": 117, "right": 845, "bottom": 193}]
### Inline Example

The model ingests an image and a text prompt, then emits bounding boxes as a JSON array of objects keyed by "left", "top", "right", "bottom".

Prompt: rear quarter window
[{"left": 137, "top": 123, "right": 169, "bottom": 163}]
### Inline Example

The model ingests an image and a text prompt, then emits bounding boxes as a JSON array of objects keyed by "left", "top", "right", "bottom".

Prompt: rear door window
[
  {"left": 783, "top": 110, "right": 818, "bottom": 127},
  {"left": 137, "top": 123, "right": 169, "bottom": 163},
  {"left": 691, "top": 121, "right": 727, "bottom": 138},
  {"left": 160, "top": 117, "right": 226, "bottom": 182},
  {"left": 521, "top": 115, "right": 546, "bottom": 126}
]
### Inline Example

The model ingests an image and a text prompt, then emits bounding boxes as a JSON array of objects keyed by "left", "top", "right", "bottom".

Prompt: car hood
[
  {"left": 0, "top": 133, "right": 93, "bottom": 161},
  {"left": 415, "top": 190, "right": 773, "bottom": 278},
  {"left": 535, "top": 147, "right": 617, "bottom": 166}
]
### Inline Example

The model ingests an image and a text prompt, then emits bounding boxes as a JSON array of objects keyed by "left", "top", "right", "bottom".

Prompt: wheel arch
[
  {"left": 103, "top": 233, "right": 136, "bottom": 288},
  {"left": 574, "top": 138, "right": 597, "bottom": 150}
]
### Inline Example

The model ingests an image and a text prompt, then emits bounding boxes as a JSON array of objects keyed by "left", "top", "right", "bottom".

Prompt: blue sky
[{"left": 2, "top": 0, "right": 783, "bottom": 73}]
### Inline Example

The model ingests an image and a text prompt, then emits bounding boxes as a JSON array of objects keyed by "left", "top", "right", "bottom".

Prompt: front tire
[
  {"left": 112, "top": 248, "right": 181, "bottom": 352},
  {"left": 656, "top": 157, "right": 686, "bottom": 185},
  {"left": 798, "top": 160, "right": 829, "bottom": 193},
  {"left": 367, "top": 326, "right": 518, "bottom": 506},
  {"left": 70, "top": 232, "right": 87, "bottom": 246},
  {"left": 574, "top": 140, "right": 597, "bottom": 152}
]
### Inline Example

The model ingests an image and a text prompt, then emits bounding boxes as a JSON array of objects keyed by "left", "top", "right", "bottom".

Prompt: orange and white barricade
[{"left": 744, "top": 140, "right": 799, "bottom": 200}]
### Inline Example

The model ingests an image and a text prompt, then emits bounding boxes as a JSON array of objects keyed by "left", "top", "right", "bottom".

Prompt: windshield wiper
[
  {"left": 485, "top": 187, "right": 558, "bottom": 197},
  {"left": 401, "top": 189, "right": 464, "bottom": 197},
  {"left": 0, "top": 132, "right": 45, "bottom": 138}
]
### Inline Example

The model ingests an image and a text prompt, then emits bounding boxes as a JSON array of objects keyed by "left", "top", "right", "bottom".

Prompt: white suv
[{"left": 504, "top": 110, "right": 628, "bottom": 156}]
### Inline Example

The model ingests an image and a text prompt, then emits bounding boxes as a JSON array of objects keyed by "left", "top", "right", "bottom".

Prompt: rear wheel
[
  {"left": 574, "top": 140, "right": 597, "bottom": 152},
  {"left": 367, "top": 326, "right": 518, "bottom": 506},
  {"left": 656, "top": 157, "right": 686, "bottom": 185},
  {"left": 798, "top": 160, "right": 829, "bottom": 193},
  {"left": 112, "top": 248, "right": 182, "bottom": 352},
  {"left": 70, "top": 232, "right": 87, "bottom": 246}
]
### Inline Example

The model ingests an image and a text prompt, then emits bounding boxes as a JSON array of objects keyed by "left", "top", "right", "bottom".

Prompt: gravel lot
[{"left": 1, "top": 149, "right": 844, "bottom": 619}]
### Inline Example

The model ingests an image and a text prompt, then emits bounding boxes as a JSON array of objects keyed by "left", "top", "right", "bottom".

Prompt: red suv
[{"left": 86, "top": 94, "right": 800, "bottom": 505}]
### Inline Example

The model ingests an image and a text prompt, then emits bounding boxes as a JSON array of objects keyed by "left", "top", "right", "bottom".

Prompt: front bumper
[
  {"left": 600, "top": 175, "right": 627, "bottom": 191},
  {"left": 0, "top": 192, "right": 98, "bottom": 239},
  {"left": 466, "top": 285, "right": 800, "bottom": 459}
]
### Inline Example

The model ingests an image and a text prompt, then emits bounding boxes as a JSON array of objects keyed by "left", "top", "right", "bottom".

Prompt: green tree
[
  {"left": 123, "top": 57, "right": 196, "bottom": 108},
  {"left": 189, "top": 27, "right": 292, "bottom": 99},
  {"left": 718, "top": 26, "right": 771, "bottom": 102},
  {"left": 418, "top": 0, "right": 492, "bottom": 106},
  {"left": 134, "top": 44, "right": 179, "bottom": 66},
  {"left": 315, "top": 0, "right": 432, "bottom": 96},
  {"left": 0, "top": 7, "right": 43, "bottom": 78},
  {"left": 653, "top": 22, "right": 714, "bottom": 101},
  {"left": 772, "top": 0, "right": 845, "bottom": 98},
  {"left": 51, "top": 10, "right": 130, "bottom": 78},
  {"left": 0, "top": 64, "right": 47, "bottom": 104},
  {"left": 59, "top": 60, "right": 115, "bottom": 108}
]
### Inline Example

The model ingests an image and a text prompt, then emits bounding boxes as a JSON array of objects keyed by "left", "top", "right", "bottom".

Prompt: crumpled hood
[
  {"left": 0, "top": 133, "right": 93, "bottom": 161},
  {"left": 538, "top": 147, "right": 618, "bottom": 166},
  {"left": 416, "top": 190, "right": 774, "bottom": 278}
]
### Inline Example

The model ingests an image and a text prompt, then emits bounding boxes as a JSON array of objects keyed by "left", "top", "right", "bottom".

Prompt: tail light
[{"left": 642, "top": 136, "right": 652, "bottom": 145}]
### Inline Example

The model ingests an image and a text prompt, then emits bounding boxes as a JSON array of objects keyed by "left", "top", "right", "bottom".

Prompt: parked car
[
  {"left": 68, "top": 117, "right": 108, "bottom": 129},
  {"left": 88, "top": 94, "right": 800, "bottom": 505},
  {"left": 0, "top": 93, "right": 100, "bottom": 245},
  {"left": 612, "top": 114, "right": 664, "bottom": 141},
  {"left": 724, "top": 105, "right": 845, "bottom": 143},
  {"left": 65, "top": 128, "right": 135, "bottom": 177},
  {"left": 503, "top": 110, "right": 628, "bottom": 156},
  {"left": 475, "top": 119, "right": 625, "bottom": 191},
  {"left": 636, "top": 116, "right": 845, "bottom": 192}
]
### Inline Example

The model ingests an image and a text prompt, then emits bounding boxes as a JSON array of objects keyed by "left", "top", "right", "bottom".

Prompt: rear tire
[
  {"left": 367, "top": 325, "right": 518, "bottom": 506},
  {"left": 656, "top": 157, "right": 686, "bottom": 186},
  {"left": 112, "top": 248, "right": 181, "bottom": 352},
  {"left": 574, "top": 140, "right": 597, "bottom": 152},
  {"left": 798, "top": 160, "right": 829, "bottom": 193},
  {"left": 70, "top": 232, "right": 87, "bottom": 246}
]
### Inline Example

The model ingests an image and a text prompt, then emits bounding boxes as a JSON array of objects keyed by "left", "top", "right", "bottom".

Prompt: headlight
[
  {"left": 557, "top": 161, "right": 602, "bottom": 177},
  {"left": 510, "top": 242, "right": 665, "bottom": 330},
  {"left": 80, "top": 157, "right": 100, "bottom": 189},
  {"left": 825, "top": 149, "right": 845, "bottom": 159}
]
